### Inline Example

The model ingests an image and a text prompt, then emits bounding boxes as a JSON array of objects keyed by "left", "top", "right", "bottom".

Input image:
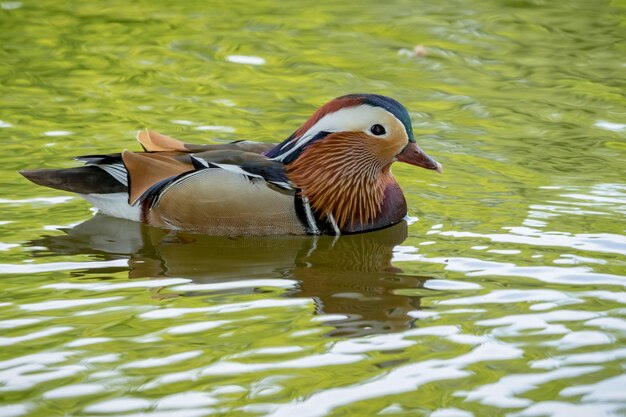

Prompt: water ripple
[
  {"left": 19, "top": 297, "right": 123, "bottom": 312},
  {"left": 439, "top": 229, "right": 626, "bottom": 256},
  {"left": 263, "top": 343, "right": 522, "bottom": 417},
  {"left": 0, "top": 327, "right": 73, "bottom": 346},
  {"left": 462, "top": 366, "right": 602, "bottom": 408},
  {"left": 0, "top": 260, "right": 128, "bottom": 274}
]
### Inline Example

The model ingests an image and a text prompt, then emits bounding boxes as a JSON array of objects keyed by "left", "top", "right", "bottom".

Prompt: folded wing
[{"left": 143, "top": 167, "right": 304, "bottom": 235}]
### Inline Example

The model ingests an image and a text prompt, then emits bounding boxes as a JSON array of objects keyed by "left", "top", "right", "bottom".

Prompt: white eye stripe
[{"left": 273, "top": 105, "right": 404, "bottom": 161}]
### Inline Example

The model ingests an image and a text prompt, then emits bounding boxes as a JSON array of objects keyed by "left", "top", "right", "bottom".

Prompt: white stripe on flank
[
  {"left": 191, "top": 156, "right": 210, "bottom": 168},
  {"left": 194, "top": 157, "right": 293, "bottom": 190},
  {"left": 270, "top": 181, "right": 294, "bottom": 190},
  {"left": 208, "top": 162, "right": 265, "bottom": 180}
]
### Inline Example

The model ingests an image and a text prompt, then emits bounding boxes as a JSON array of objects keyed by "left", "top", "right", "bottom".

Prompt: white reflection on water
[
  {"left": 544, "top": 331, "right": 614, "bottom": 350},
  {"left": 140, "top": 352, "right": 364, "bottom": 392},
  {"left": 439, "top": 229, "right": 626, "bottom": 256},
  {"left": 0, "top": 327, "right": 73, "bottom": 346},
  {"left": 462, "top": 366, "right": 602, "bottom": 408},
  {"left": 195, "top": 125, "right": 236, "bottom": 132},
  {"left": 435, "top": 184, "right": 626, "bottom": 257},
  {"left": 585, "top": 317, "right": 626, "bottom": 332},
  {"left": 0, "top": 404, "right": 30, "bottom": 417},
  {"left": 84, "top": 354, "right": 120, "bottom": 364},
  {"left": 512, "top": 401, "right": 625, "bottom": 417},
  {"left": 139, "top": 298, "right": 311, "bottom": 319},
  {"left": 423, "top": 279, "right": 481, "bottom": 290},
  {"left": 0, "top": 352, "right": 75, "bottom": 370},
  {"left": 476, "top": 310, "right": 601, "bottom": 337},
  {"left": 561, "top": 374, "right": 626, "bottom": 402},
  {"left": 395, "top": 251, "right": 626, "bottom": 287},
  {"left": 42, "top": 278, "right": 191, "bottom": 291},
  {"left": 121, "top": 351, "right": 203, "bottom": 369},
  {"left": 0, "top": 359, "right": 86, "bottom": 391},
  {"left": 430, "top": 409, "right": 474, "bottom": 417},
  {"left": 84, "top": 397, "right": 152, "bottom": 414},
  {"left": 262, "top": 343, "right": 522, "bottom": 417},
  {"left": 231, "top": 346, "right": 305, "bottom": 358},
  {"left": 0, "top": 196, "right": 74, "bottom": 205},
  {"left": 595, "top": 120, "right": 626, "bottom": 132},
  {"left": 531, "top": 348, "right": 626, "bottom": 369},
  {"left": 0, "top": 259, "right": 128, "bottom": 274},
  {"left": 0, "top": 243, "right": 18, "bottom": 251},
  {"left": 43, "top": 383, "right": 105, "bottom": 399},
  {"left": 226, "top": 55, "right": 266, "bottom": 65},
  {"left": 65, "top": 337, "right": 113, "bottom": 347},
  {"left": 440, "top": 289, "right": 578, "bottom": 305},
  {"left": 19, "top": 297, "right": 123, "bottom": 312},
  {"left": 156, "top": 392, "right": 219, "bottom": 409},
  {"left": 43, "top": 131, "right": 73, "bottom": 137},
  {"left": 0, "top": 318, "right": 43, "bottom": 328},
  {"left": 170, "top": 279, "right": 298, "bottom": 292},
  {"left": 164, "top": 321, "right": 231, "bottom": 335}
]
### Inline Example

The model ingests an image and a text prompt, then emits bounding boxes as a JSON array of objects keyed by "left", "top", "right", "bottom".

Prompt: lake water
[{"left": 1, "top": 1, "right": 626, "bottom": 416}]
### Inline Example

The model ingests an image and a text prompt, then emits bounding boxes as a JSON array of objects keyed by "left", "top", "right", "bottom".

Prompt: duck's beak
[{"left": 397, "top": 142, "right": 443, "bottom": 174}]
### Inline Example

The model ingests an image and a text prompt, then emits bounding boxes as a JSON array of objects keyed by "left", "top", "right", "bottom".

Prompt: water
[{"left": 1, "top": 0, "right": 625, "bottom": 416}]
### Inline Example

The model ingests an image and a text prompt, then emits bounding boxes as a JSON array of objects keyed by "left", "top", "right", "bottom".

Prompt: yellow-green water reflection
[{"left": 1, "top": 0, "right": 626, "bottom": 416}]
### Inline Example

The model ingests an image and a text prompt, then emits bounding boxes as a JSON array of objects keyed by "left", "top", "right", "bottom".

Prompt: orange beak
[{"left": 396, "top": 142, "right": 443, "bottom": 173}]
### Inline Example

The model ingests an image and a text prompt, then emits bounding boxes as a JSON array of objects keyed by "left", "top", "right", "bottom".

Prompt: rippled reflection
[{"left": 29, "top": 215, "right": 431, "bottom": 337}]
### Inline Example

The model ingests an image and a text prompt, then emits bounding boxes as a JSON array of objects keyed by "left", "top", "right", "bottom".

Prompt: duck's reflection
[{"left": 31, "top": 214, "right": 431, "bottom": 337}]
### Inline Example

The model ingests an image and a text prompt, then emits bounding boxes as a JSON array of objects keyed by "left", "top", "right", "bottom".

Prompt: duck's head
[
  {"left": 267, "top": 94, "right": 441, "bottom": 172},
  {"left": 266, "top": 94, "right": 442, "bottom": 230}
]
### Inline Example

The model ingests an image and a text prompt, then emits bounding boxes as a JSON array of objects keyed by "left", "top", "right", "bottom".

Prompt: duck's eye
[{"left": 370, "top": 124, "right": 386, "bottom": 136}]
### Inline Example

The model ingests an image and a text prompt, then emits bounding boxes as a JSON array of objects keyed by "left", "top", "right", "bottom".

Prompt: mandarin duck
[{"left": 20, "top": 94, "right": 442, "bottom": 235}]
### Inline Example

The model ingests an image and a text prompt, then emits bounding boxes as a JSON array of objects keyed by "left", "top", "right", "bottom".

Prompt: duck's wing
[
  {"left": 21, "top": 130, "right": 278, "bottom": 196},
  {"left": 122, "top": 151, "right": 194, "bottom": 205},
  {"left": 122, "top": 148, "right": 293, "bottom": 205},
  {"left": 137, "top": 129, "right": 277, "bottom": 154},
  {"left": 127, "top": 151, "right": 305, "bottom": 235}
]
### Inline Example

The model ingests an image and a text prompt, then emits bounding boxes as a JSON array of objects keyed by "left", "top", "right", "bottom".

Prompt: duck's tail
[
  {"left": 19, "top": 166, "right": 127, "bottom": 195},
  {"left": 20, "top": 166, "right": 141, "bottom": 221}
]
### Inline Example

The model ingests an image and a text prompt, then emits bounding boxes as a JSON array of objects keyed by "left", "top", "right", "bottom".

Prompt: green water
[{"left": 1, "top": 0, "right": 626, "bottom": 416}]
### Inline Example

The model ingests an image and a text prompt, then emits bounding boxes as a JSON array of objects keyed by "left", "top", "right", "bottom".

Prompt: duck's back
[{"left": 19, "top": 130, "right": 307, "bottom": 235}]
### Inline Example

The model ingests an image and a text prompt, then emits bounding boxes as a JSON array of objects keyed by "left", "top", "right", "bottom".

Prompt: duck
[{"left": 20, "top": 94, "right": 442, "bottom": 236}]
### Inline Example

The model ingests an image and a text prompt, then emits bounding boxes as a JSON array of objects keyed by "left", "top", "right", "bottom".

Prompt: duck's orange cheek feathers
[{"left": 364, "top": 137, "right": 406, "bottom": 164}]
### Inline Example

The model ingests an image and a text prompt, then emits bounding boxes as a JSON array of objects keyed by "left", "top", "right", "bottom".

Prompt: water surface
[{"left": 1, "top": 0, "right": 626, "bottom": 416}]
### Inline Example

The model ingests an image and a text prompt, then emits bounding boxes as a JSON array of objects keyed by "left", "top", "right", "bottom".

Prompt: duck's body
[{"left": 21, "top": 94, "right": 442, "bottom": 235}]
